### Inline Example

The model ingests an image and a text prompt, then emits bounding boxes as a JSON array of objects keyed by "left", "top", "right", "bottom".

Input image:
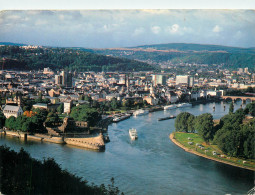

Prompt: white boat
[
  {"left": 133, "top": 109, "right": 149, "bottom": 116},
  {"left": 112, "top": 113, "right": 131, "bottom": 122},
  {"left": 164, "top": 105, "right": 177, "bottom": 110},
  {"left": 129, "top": 128, "right": 138, "bottom": 140},
  {"left": 177, "top": 103, "right": 192, "bottom": 108}
]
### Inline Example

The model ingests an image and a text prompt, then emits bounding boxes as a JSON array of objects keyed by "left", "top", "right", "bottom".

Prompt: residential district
[{"left": 0, "top": 67, "right": 255, "bottom": 150}]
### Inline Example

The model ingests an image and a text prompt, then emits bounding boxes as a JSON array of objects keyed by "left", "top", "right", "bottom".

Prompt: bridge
[{"left": 222, "top": 96, "right": 255, "bottom": 103}]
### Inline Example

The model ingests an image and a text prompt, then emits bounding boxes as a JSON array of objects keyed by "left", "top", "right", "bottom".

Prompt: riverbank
[
  {"left": 0, "top": 130, "right": 105, "bottom": 151},
  {"left": 169, "top": 132, "right": 255, "bottom": 171}
]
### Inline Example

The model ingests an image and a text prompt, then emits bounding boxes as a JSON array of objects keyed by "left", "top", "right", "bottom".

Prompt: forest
[{"left": 0, "top": 45, "right": 156, "bottom": 72}]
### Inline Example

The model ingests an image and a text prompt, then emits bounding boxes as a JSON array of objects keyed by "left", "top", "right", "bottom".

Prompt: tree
[
  {"left": 244, "top": 102, "right": 255, "bottom": 116},
  {"left": 111, "top": 98, "right": 119, "bottom": 110},
  {"left": 45, "top": 112, "right": 60, "bottom": 126},
  {"left": 5, "top": 116, "right": 16, "bottom": 130},
  {"left": 0, "top": 111, "right": 6, "bottom": 128},
  {"left": 229, "top": 102, "right": 234, "bottom": 114},
  {"left": 70, "top": 104, "right": 101, "bottom": 127},
  {"left": 57, "top": 104, "right": 64, "bottom": 114},
  {"left": 175, "top": 112, "right": 195, "bottom": 132},
  {"left": 194, "top": 113, "right": 214, "bottom": 142}
]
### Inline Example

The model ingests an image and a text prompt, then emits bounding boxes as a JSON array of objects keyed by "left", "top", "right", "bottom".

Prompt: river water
[{"left": 0, "top": 101, "right": 254, "bottom": 194}]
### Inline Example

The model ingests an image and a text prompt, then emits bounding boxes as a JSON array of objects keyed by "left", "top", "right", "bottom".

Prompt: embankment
[
  {"left": 1, "top": 130, "right": 104, "bottom": 151},
  {"left": 169, "top": 133, "right": 255, "bottom": 171}
]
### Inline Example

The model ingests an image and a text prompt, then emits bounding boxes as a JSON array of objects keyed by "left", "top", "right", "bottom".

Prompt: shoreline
[
  {"left": 0, "top": 130, "right": 105, "bottom": 151},
  {"left": 169, "top": 133, "right": 255, "bottom": 172}
]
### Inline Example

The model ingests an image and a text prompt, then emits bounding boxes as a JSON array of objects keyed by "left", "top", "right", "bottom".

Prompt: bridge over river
[{"left": 222, "top": 96, "right": 255, "bottom": 103}]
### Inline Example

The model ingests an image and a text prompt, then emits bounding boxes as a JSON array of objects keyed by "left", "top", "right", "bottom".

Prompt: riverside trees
[
  {"left": 174, "top": 106, "right": 255, "bottom": 159},
  {"left": 175, "top": 112, "right": 195, "bottom": 132}
]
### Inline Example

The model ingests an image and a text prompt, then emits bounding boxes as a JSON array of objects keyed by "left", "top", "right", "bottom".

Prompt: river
[{"left": 0, "top": 101, "right": 254, "bottom": 194}]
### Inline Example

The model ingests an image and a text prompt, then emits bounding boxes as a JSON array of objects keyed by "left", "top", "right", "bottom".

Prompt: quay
[{"left": 0, "top": 130, "right": 105, "bottom": 151}]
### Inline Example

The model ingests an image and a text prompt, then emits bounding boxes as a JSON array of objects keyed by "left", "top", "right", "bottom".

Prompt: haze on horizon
[{"left": 0, "top": 10, "right": 255, "bottom": 48}]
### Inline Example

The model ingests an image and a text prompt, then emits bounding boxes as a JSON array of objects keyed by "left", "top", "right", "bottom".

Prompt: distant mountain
[
  {"left": 130, "top": 43, "right": 255, "bottom": 54},
  {"left": 92, "top": 43, "right": 255, "bottom": 70},
  {"left": 0, "top": 42, "right": 27, "bottom": 46},
  {"left": 0, "top": 45, "right": 156, "bottom": 72}
]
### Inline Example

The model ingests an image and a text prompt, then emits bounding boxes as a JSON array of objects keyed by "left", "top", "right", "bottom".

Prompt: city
[{"left": 0, "top": 9, "right": 255, "bottom": 195}]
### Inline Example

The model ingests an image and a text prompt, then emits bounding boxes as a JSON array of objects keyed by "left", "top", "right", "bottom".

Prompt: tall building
[
  {"left": 152, "top": 74, "right": 166, "bottom": 86},
  {"left": 55, "top": 71, "right": 73, "bottom": 87},
  {"left": 176, "top": 75, "right": 194, "bottom": 87},
  {"left": 55, "top": 75, "right": 62, "bottom": 85},
  {"left": 244, "top": 67, "right": 249, "bottom": 74}
]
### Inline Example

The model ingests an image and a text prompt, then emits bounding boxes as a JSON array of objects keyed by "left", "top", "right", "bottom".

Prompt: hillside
[
  {"left": 92, "top": 43, "right": 255, "bottom": 71},
  {"left": 131, "top": 43, "right": 255, "bottom": 53},
  {"left": 0, "top": 45, "right": 156, "bottom": 72}
]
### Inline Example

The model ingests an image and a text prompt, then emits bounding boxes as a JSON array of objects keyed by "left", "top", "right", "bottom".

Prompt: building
[
  {"left": 61, "top": 70, "right": 73, "bottom": 88},
  {"left": 176, "top": 75, "right": 194, "bottom": 87},
  {"left": 3, "top": 105, "right": 23, "bottom": 118},
  {"left": 55, "top": 75, "right": 62, "bottom": 85},
  {"left": 152, "top": 74, "right": 166, "bottom": 86},
  {"left": 55, "top": 70, "right": 73, "bottom": 87},
  {"left": 176, "top": 75, "right": 189, "bottom": 86},
  {"left": 64, "top": 100, "right": 73, "bottom": 113}
]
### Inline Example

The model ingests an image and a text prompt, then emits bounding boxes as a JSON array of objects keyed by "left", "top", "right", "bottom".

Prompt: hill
[
  {"left": 92, "top": 43, "right": 255, "bottom": 71},
  {"left": 0, "top": 42, "right": 27, "bottom": 46},
  {"left": 131, "top": 43, "right": 255, "bottom": 53},
  {"left": 0, "top": 45, "right": 156, "bottom": 72}
]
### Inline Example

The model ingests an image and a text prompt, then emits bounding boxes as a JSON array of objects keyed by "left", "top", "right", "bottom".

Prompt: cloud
[
  {"left": 35, "top": 19, "right": 48, "bottom": 26},
  {"left": 213, "top": 25, "right": 221, "bottom": 33},
  {"left": 151, "top": 26, "right": 161, "bottom": 34},
  {"left": 133, "top": 27, "right": 145, "bottom": 36},
  {"left": 166, "top": 24, "right": 180, "bottom": 34}
]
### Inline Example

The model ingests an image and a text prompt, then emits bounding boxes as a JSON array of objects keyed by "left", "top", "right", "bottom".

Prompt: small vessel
[
  {"left": 164, "top": 105, "right": 177, "bottom": 110},
  {"left": 112, "top": 113, "right": 131, "bottom": 123},
  {"left": 129, "top": 128, "right": 138, "bottom": 140},
  {"left": 177, "top": 103, "right": 192, "bottom": 108},
  {"left": 133, "top": 109, "right": 149, "bottom": 117},
  {"left": 158, "top": 115, "right": 176, "bottom": 121}
]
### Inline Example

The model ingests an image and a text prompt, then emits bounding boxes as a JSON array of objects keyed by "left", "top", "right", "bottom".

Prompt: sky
[{"left": 0, "top": 10, "right": 255, "bottom": 48}]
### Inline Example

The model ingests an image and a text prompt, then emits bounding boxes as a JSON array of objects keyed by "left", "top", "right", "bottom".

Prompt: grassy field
[{"left": 173, "top": 132, "right": 255, "bottom": 170}]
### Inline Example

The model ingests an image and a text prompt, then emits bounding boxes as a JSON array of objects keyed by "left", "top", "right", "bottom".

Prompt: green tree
[
  {"left": 57, "top": 104, "right": 64, "bottom": 114},
  {"left": 229, "top": 102, "right": 234, "bottom": 114},
  {"left": 175, "top": 112, "right": 195, "bottom": 132},
  {"left": 70, "top": 105, "right": 101, "bottom": 127},
  {"left": 194, "top": 113, "right": 214, "bottom": 142},
  {"left": 0, "top": 111, "right": 6, "bottom": 128},
  {"left": 244, "top": 102, "right": 255, "bottom": 116},
  {"left": 5, "top": 116, "right": 16, "bottom": 130},
  {"left": 111, "top": 98, "right": 119, "bottom": 110}
]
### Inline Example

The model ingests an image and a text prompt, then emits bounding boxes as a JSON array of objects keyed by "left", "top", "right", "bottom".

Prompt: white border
[{"left": 0, "top": 0, "right": 254, "bottom": 10}]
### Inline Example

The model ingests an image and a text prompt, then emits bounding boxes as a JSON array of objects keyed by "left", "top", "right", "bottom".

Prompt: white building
[
  {"left": 64, "top": 100, "right": 73, "bottom": 114},
  {"left": 3, "top": 105, "right": 23, "bottom": 118}
]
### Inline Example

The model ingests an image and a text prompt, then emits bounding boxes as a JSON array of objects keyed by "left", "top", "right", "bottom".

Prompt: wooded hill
[
  {"left": 92, "top": 43, "right": 255, "bottom": 71},
  {"left": 0, "top": 45, "right": 156, "bottom": 72}
]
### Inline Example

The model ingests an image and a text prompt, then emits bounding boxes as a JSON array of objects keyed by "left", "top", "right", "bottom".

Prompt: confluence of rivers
[{"left": 0, "top": 101, "right": 254, "bottom": 195}]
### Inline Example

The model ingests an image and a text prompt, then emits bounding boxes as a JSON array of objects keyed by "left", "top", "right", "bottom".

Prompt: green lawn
[{"left": 173, "top": 132, "right": 255, "bottom": 170}]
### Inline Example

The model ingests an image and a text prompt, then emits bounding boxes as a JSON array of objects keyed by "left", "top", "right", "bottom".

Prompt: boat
[
  {"left": 158, "top": 115, "right": 176, "bottom": 121},
  {"left": 112, "top": 113, "right": 131, "bottom": 123},
  {"left": 129, "top": 128, "right": 138, "bottom": 140},
  {"left": 133, "top": 109, "right": 149, "bottom": 117},
  {"left": 164, "top": 105, "right": 177, "bottom": 110},
  {"left": 177, "top": 103, "right": 192, "bottom": 108}
]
